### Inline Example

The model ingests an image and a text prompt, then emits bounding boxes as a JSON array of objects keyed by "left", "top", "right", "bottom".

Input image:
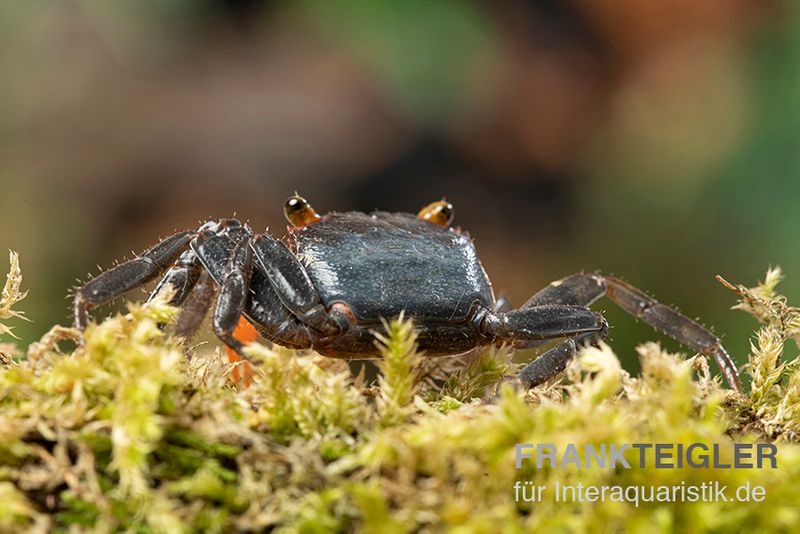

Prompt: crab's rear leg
[
  {"left": 74, "top": 231, "right": 195, "bottom": 329},
  {"left": 521, "top": 272, "right": 742, "bottom": 392}
]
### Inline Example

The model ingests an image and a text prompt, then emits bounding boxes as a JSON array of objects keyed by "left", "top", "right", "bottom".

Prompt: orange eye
[
  {"left": 284, "top": 194, "right": 321, "bottom": 227},
  {"left": 417, "top": 199, "right": 454, "bottom": 227}
]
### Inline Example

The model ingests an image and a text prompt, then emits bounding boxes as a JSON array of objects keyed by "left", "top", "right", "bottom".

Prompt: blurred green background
[{"left": 1, "top": 0, "right": 798, "bottom": 373}]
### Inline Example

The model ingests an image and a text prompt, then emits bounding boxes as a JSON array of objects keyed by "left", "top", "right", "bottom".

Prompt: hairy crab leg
[
  {"left": 188, "top": 224, "right": 260, "bottom": 386},
  {"left": 192, "top": 231, "right": 254, "bottom": 361},
  {"left": 74, "top": 231, "right": 195, "bottom": 329}
]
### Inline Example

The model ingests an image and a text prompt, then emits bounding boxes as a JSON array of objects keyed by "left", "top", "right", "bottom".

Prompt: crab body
[
  {"left": 279, "top": 211, "right": 493, "bottom": 357},
  {"left": 73, "top": 195, "right": 743, "bottom": 392}
]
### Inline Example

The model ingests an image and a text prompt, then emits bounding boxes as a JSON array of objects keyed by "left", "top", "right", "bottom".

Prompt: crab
[{"left": 72, "top": 195, "right": 742, "bottom": 392}]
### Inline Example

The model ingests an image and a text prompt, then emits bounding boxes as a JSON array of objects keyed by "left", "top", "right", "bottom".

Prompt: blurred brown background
[{"left": 1, "top": 0, "right": 798, "bottom": 371}]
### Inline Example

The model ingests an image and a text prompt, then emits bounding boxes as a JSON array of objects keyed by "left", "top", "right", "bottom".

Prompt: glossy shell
[{"left": 289, "top": 211, "right": 495, "bottom": 323}]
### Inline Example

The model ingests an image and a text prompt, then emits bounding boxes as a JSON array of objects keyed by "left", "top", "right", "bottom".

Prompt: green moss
[{"left": 1, "top": 253, "right": 799, "bottom": 531}]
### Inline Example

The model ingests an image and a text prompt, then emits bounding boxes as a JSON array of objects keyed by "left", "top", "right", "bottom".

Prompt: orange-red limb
[{"left": 227, "top": 315, "right": 258, "bottom": 386}]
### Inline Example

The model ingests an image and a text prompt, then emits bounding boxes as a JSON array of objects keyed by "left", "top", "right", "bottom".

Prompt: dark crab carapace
[{"left": 73, "top": 195, "right": 742, "bottom": 392}]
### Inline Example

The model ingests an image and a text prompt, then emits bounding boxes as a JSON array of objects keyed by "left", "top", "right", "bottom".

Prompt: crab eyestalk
[
  {"left": 284, "top": 194, "right": 321, "bottom": 227},
  {"left": 418, "top": 199, "right": 454, "bottom": 227}
]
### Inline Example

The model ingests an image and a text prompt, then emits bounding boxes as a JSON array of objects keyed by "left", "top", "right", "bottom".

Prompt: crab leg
[
  {"left": 521, "top": 272, "right": 742, "bottom": 392},
  {"left": 191, "top": 232, "right": 253, "bottom": 354},
  {"left": 192, "top": 229, "right": 264, "bottom": 386},
  {"left": 186, "top": 228, "right": 268, "bottom": 385},
  {"left": 212, "top": 240, "right": 252, "bottom": 354},
  {"left": 74, "top": 231, "right": 195, "bottom": 329},
  {"left": 149, "top": 262, "right": 240, "bottom": 378}
]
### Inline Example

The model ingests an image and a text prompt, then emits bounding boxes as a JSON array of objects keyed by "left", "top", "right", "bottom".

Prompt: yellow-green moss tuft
[{"left": 0, "top": 251, "right": 29, "bottom": 341}]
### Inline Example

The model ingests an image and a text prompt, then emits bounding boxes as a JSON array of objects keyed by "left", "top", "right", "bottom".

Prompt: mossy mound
[{"left": 1, "top": 254, "right": 799, "bottom": 532}]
